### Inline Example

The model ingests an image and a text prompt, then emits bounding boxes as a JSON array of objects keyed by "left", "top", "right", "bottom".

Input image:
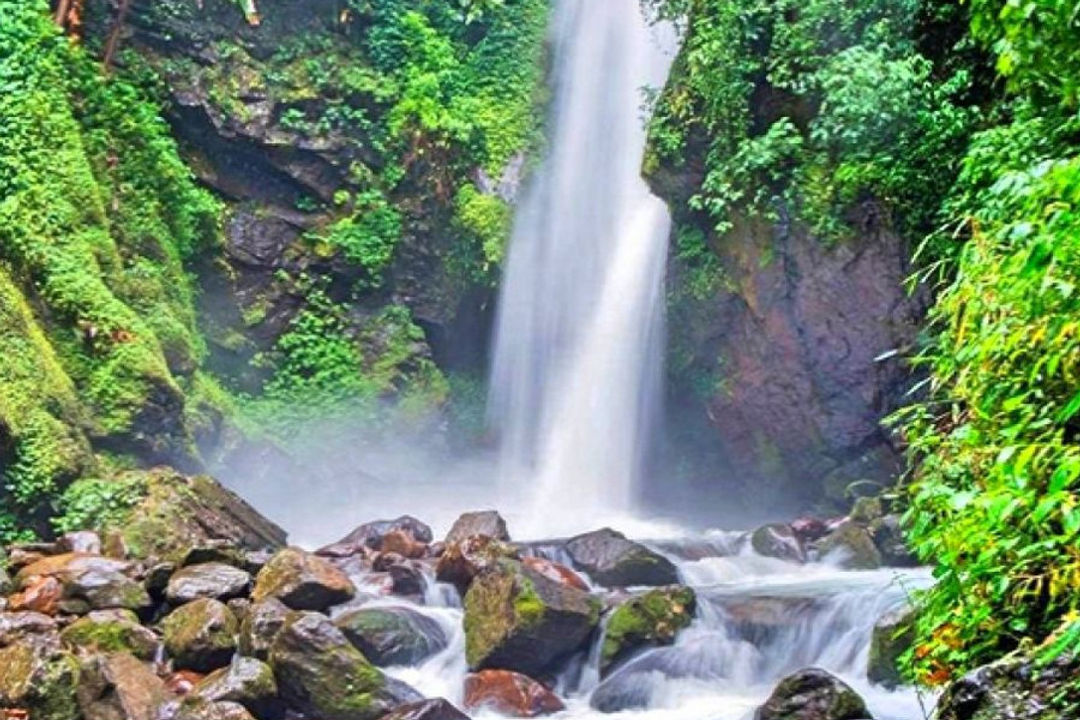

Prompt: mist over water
[{"left": 487, "top": 0, "right": 677, "bottom": 539}]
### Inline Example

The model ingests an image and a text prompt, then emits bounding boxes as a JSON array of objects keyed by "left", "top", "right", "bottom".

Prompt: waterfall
[{"left": 488, "top": 0, "right": 676, "bottom": 538}]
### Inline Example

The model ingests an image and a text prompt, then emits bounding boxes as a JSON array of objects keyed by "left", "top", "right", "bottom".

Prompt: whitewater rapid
[{"left": 345, "top": 532, "right": 933, "bottom": 720}]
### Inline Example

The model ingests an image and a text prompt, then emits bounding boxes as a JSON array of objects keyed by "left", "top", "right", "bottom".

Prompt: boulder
[
  {"left": 251, "top": 548, "right": 355, "bottom": 611},
  {"left": 159, "top": 696, "right": 256, "bottom": 720},
  {"left": 0, "top": 635, "right": 81, "bottom": 720},
  {"left": 59, "top": 531, "right": 103, "bottom": 555},
  {"left": 867, "top": 606, "right": 915, "bottom": 689},
  {"left": 237, "top": 598, "right": 289, "bottom": 661},
  {"left": 75, "top": 652, "right": 166, "bottom": 720},
  {"left": 181, "top": 544, "right": 267, "bottom": 575},
  {"left": 193, "top": 657, "right": 280, "bottom": 719},
  {"left": 463, "top": 670, "right": 564, "bottom": 717},
  {"left": 335, "top": 606, "right": 447, "bottom": 667},
  {"left": 755, "top": 668, "right": 870, "bottom": 720},
  {"left": 167, "top": 564, "right": 253, "bottom": 605},
  {"left": 380, "top": 531, "right": 428, "bottom": 560},
  {"left": 935, "top": 653, "right": 1080, "bottom": 720},
  {"left": 522, "top": 557, "right": 589, "bottom": 591},
  {"left": 162, "top": 598, "right": 239, "bottom": 672},
  {"left": 445, "top": 512, "right": 510, "bottom": 544},
  {"left": 564, "top": 529, "right": 679, "bottom": 587},
  {"left": 436, "top": 536, "right": 519, "bottom": 595},
  {"left": 0, "top": 611, "right": 58, "bottom": 643},
  {"left": 377, "top": 698, "right": 470, "bottom": 720},
  {"left": 15, "top": 554, "right": 150, "bottom": 612},
  {"left": 751, "top": 524, "right": 807, "bottom": 563},
  {"left": 463, "top": 559, "right": 600, "bottom": 676},
  {"left": 816, "top": 523, "right": 881, "bottom": 570},
  {"left": 9, "top": 575, "right": 63, "bottom": 615},
  {"left": 600, "top": 586, "right": 696, "bottom": 675},
  {"left": 791, "top": 517, "right": 829, "bottom": 543},
  {"left": 318, "top": 517, "right": 434, "bottom": 558},
  {"left": 60, "top": 609, "right": 160, "bottom": 661},
  {"left": 95, "top": 470, "right": 287, "bottom": 563},
  {"left": 269, "top": 611, "right": 421, "bottom": 720},
  {"left": 867, "top": 515, "right": 918, "bottom": 568}
]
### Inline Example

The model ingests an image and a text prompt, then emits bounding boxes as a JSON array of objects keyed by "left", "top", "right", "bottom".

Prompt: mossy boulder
[
  {"left": 564, "top": 529, "right": 679, "bottom": 588},
  {"left": 251, "top": 547, "right": 355, "bottom": 611},
  {"left": 463, "top": 559, "right": 601, "bottom": 676},
  {"left": 436, "top": 535, "right": 520, "bottom": 594},
  {"left": 167, "top": 563, "right": 253, "bottom": 605},
  {"left": 815, "top": 522, "right": 881, "bottom": 570},
  {"left": 193, "top": 657, "right": 280, "bottom": 719},
  {"left": 600, "top": 586, "right": 696, "bottom": 676},
  {"left": 867, "top": 606, "right": 915, "bottom": 689},
  {"left": 334, "top": 606, "right": 447, "bottom": 667},
  {"left": 60, "top": 609, "right": 160, "bottom": 661},
  {"left": 162, "top": 598, "right": 239, "bottom": 672},
  {"left": 849, "top": 496, "right": 883, "bottom": 524},
  {"left": 0, "top": 636, "right": 81, "bottom": 720},
  {"left": 756, "top": 668, "right": 870, "bottom": 720},
  {"left": 935, "top": 653, "right": 1080, "bottom": 720},
  {"left": 445, "top": 511, "right": 511, "bottom": 544},
  {"left": 238, "top": 598, "right": 289, "bottom": 661},
  {"left": 269, "top": 611, "right": 420, "bottom": 720},
  {"left": 159, "top": 696, "right": 257, "bottom": 720},
  {"left": 102, "top": 470, "right": 287, "bottom": 563}
]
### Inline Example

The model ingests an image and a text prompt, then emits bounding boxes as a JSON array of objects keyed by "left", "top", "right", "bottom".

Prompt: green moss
[
  {"left": 600, "top": 586, "right": 696, "bottom": 672},
  {"left": 60, "top": 610, "right": 159, "bottom": 659}
]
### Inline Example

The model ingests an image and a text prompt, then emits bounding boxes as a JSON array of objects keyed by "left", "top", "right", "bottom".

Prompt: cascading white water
[{"left": 488, "top": 0, "right": 675, "bottom": 538}]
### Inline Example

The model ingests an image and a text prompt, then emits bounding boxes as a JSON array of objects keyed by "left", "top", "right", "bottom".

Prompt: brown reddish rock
[
  {"left": 317, "top": 517, "right": 433, "bottom": 558},
  {"left": 522, "top": 557, "right": 589, "bottom": 592},
  {"left": 463, "top": 670, "right": 564, "bottom": 717},
  {"left": 376, "top": 698, "right": 469, "bottom": 720},
  {"left": 9, "top": 576, "right": 63, "bottom": 615},
  {"left": 380, "top": 530, "right": 428, "bottom": 559},
  {"left": 76, "top": 652, "right": 167, "bottom": 720}
]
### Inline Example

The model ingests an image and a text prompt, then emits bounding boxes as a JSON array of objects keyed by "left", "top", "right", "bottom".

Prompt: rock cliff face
[{"left": 650, "top": 156, "right": 926, "bottom": 513}]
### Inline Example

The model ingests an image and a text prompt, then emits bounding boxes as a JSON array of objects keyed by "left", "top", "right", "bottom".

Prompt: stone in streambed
[
  {"left": 522, "top": 556, "right": 589, "bottom": 591},
  {"left": 251, "top": 547, "right": 355, "bottom": 611},
  {"left": 565, "top": 528, "right": 679, "bottom": 587},
  {"left": 158, "top": 696, "right": 256, "bottom": 720},
  {"left": 269, "top": 611, "right": 421, "bottom": 720},
  {"left": 755, "top": 668, "right": 870, "bottom": 720},
  {"left": 75, "top": 651, "right": 166, "bottom": 720},
  {"left": 436, "top": 536, "right": 519, "bottom": 594},
  {"left": 60, "top": 609, "right": 160, "bottom": 661},
  {"left": 463, "top": 559, "right": 600, "bottom": 676},
  {"left": 334, "top": 606, "right": 447, "bottom": 667},
  {"left": 168, "top": 563, "right": 253, "bottom": 605},
  {"left": 445, "top": 511, "right": 510, "bottom": 544},
  {"left": 867, "top": 606, "right": 916, "bottom": 689},
  {"left": 751, "top": 524, "right": 807, "bottom": 563},
  {"left": 238, "top": 598, "right": 289, "bottom": 661},
  {"left": 193, "top": 656, "right": 280, "bottom": 719},
  {"left": 600, "top": 585, "right": 696, "bottom": 676},
  {"left": 377, "top": 698, "right": 470, "bottom": 720},
  {"left": 867, "top": 515, "right": 918, "bottom": 568},
  {"left": 935, "top": 653, "right": 1080, "bottom": 720},
  {"left": 162, "top": 598, "right": 239, "bottom": 672},
  {"left": 318, "top": 517, "right": 433, "bottom": 558},
  {"left": 816, "top": 522, "right": 881, "bottom": 570},
  {"left": 15, "top": 554, "right": 150, "bottom": 612},
  {"left": 464, "top": 670, "right": 563, "bottom": 717}
]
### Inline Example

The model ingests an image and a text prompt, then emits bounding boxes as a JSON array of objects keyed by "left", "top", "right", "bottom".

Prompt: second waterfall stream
[{"left": 487, "top": 0, "right": 674, "bottom": 538}]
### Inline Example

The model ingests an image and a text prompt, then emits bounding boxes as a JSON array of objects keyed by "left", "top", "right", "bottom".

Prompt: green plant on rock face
[
  {"left": 315, "top": 190, "right": 403, "bottom": 285},
  {"left": 645, "top": 0, "right": 976, "bottom": 241},
  {"left": 52, "top": 475, "right": 148, "bottom": 535}
]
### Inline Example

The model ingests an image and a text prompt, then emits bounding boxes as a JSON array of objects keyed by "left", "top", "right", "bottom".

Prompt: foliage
[
  {"left": 892, "top": 0, "right": 1080, "bottom": 684},
  {"left": 646, "top": 0, "right": 977, "bottom": 240},
  {"left": 239, "top": 289, "right": 449, "bottom": 443},
  {"left": 0, "top": 0, "right": 221, "bottom": 541},
  {"left": 52, "top": 475, "right": 148, "bottom": 535},
  {"left": 314, "top": 190, "right": 403, "bottom": 285}
]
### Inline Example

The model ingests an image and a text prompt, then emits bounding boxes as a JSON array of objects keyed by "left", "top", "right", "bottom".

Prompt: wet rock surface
[
  {"left": 600, "top": 585, "right": 696, "bottom": 675},
  {"left": 335, "top": 606, "right": 448, "bottom": 667},
  {"left": 162, "top": 598, "right": 240, "bottom": 673},
  {"left": 564, "top": 528, "right": 679, "bottom": 587},
  {"left": 756, "top": 668, "right": 871, "bottom": 720},
  {"left": 934, "top": 654, "right": 1080, "bottom": 720},
  {"left": 251, "top": 547, "right": 355, "bottom": 611},
  {"left": 867, "top": 606, "right": 915, "bottom": 689},
  {"left": 445, "top": 512, "right": 511, "bottom": 544},
  {"left": 167, "top": 564, "right": 253, "bottom": 605},
  {"left": 463, "top": 670, "right": 564, "bottom": 717},
  {"left": 463, "top": 559, "right": 601, "bottom": 676}
]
